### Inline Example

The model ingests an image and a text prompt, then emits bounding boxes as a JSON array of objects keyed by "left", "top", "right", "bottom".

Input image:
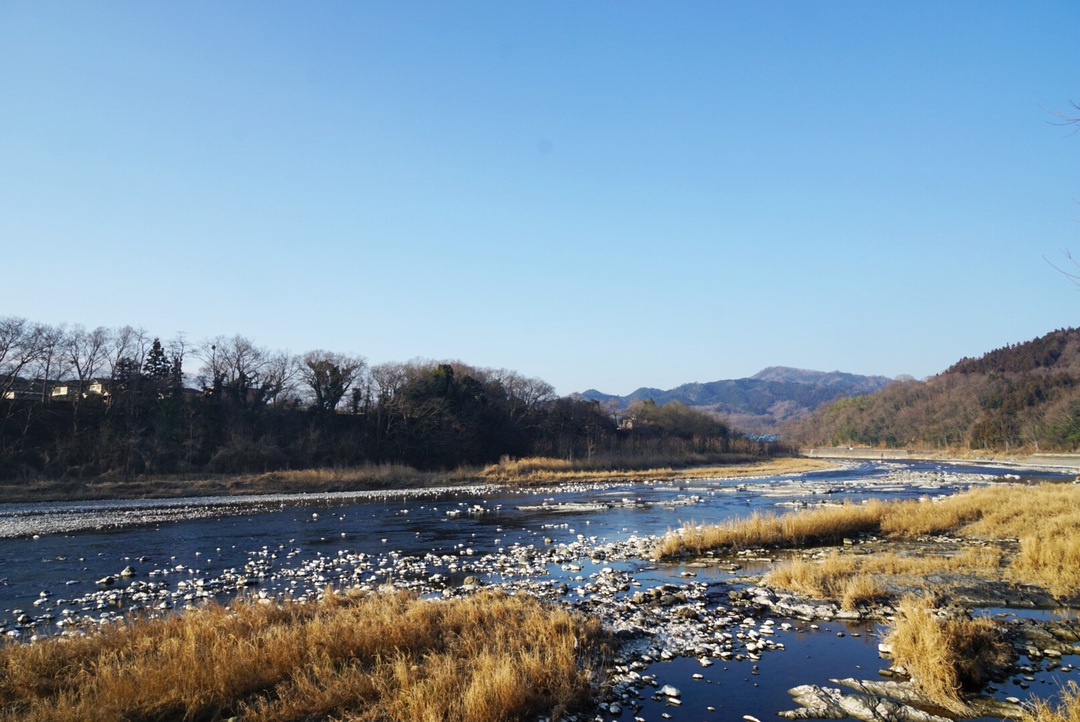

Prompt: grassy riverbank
[
  {"left": 475, "top": 454, "right": 830, "bottom": 483},
  {"left": 0, "top": 455, "right": 830, "bottom": 503},
  {"left": 0, "top": 589, "right": 612, "bottom": 722},
  {"left": 657, "top": 483, "right": 1080, "bottom": 713},
  {"left": 656, "top": 482, "right": 1080, "bottom": 598}
]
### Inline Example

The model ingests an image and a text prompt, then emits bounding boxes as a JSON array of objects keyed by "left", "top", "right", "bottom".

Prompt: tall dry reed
[
  {"left": 764, "top": 548, "right": 1004, "bottom": 609},
  {"left": 1024, "top": 682, "right": 1080, "bottom": 722},
  {"left": 884, "top": 596, "right": 1013, "bottom": 715},
  {"left": 652, "top": 501, "right": 888, "bottom": 558},
  {"left": 658, "top": 482, "right": 1080, "bottom": 598},
  {"left": 479, "top": 455, "right": 829, "bottom": 484},
  {"left": 0, "top": 589, "right": 611, "bottom": 722}
]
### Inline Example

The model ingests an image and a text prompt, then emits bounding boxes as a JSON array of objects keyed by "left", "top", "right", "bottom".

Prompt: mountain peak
[
  {"left": 580, "top": 368, "right": 893, "bottom": 434},
  {"left": 751, "top": 366, "right": 893, "bottom": 387}
]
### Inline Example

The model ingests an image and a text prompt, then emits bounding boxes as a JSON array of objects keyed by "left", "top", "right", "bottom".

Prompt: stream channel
[{"left": 1, "top": 460, "right": 1077, "bottom": 721}]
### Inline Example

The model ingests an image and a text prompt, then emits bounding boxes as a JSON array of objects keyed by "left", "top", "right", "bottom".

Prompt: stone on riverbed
[
  {"left": 780, "top": 684, "right": 951, "bottom": 722},
  {"left": 833, "top": 679, "right": 1026, "bottom": 720}
]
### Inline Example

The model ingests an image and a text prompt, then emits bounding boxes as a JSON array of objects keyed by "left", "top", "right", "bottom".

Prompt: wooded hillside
[{"left": 787, "top": 328, "right": 1080, "bottom": 451}]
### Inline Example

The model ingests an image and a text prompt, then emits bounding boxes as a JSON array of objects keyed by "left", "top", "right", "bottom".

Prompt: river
[{"left": 1, "top": 460, "right": 1077, "bottom": 721}]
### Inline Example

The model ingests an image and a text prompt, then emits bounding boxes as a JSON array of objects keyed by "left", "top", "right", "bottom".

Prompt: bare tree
[
  {"left": 492, "top": 369, "right": 555, "bottom": 420},
  {"left": 299, "top": 350, "right": 367, "bottom": 413},
  {"left": 27, "top": 324, "right": 69, "bottom": 402},
  {"left": 66, "top": 325, "right": 109, "bottom": 396},
  {"left": 262, "top": 351, "right": 299, "bottom": 406},
  {"left": 106, "top": 325, "right": 149, "bottom": 379},
  {"left": 1046, "top": 249, "right": 1080, "bottom": 288},
  {"left": 1048, "top": 100, "right": 1080, "bottom": 132},
  {"left": 0, "top": 317, "right": 37, "bottom": 398},
  {"left": 370, "top": 361, "right": 408, "bottom": 404},
  {"left": 198, "top": 335, "right": 295, "bottom": 406}
]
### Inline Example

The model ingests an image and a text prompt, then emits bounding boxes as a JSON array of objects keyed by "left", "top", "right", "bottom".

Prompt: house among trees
[{"left": 2, "top": 377, "right": 113, "bottom": 401}]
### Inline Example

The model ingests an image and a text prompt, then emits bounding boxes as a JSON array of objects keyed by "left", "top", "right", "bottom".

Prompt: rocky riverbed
[{"left": 2, "top": 460, "right": 1078, "bottom": 721}]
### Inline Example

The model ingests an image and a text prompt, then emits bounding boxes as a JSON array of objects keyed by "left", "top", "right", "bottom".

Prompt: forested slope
[{"left": 787, "top": 328, "right": 1080, "bottom": 451}]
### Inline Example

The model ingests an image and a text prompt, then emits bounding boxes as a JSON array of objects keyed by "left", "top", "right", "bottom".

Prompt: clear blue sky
[{"left": 2, "top": 2, "right": 1077, "bottom": 395}]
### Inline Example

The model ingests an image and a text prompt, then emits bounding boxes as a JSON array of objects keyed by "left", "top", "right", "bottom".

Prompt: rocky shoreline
[{"left": 3, "top": 463, "right": 1079, "bottom": 721}]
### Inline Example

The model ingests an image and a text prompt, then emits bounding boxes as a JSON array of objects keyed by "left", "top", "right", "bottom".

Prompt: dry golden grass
[
  {"left": 884, "top": 596, "right": 1014, "bottom": 715},
  {"left": 657, "top": 482, "right": 1080, "bottom": 597},
  {"left": 232, "top": 463, "right": 478, "bottom": 493},
  {"left": 0, "top": 464, "right": 463, "bottom": 503},
  {"left": 0, "top": 589, "right": 611, "bottom": 722},
  {"left": 1014, "top": 526, "right": 1080, "bottom": 598},
  {"left": 765, "top": 554, "right": 889, "bottom": 609},
  {"left": 765, "top": 548, "right": 1004, "bottom": 610},
  {"left": 880, "top": 484, "right": 1080, "bottom": 540},
  {"left": 0, "top": 456, "right": 829, "bottom": 503},
  {"left": 478, "top": 455, "right": 832, "bottom": 484},
  {"left": 1024, "top": 682, "right": 1080, "bottom": 722},
  {"left": 652, "top": 501, "right": 888, "bottom": 558}
]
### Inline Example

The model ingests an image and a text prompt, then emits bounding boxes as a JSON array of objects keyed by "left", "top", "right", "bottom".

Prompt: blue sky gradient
[{"left": 2, "top": 2, "right": 1078, "bottom": 394}]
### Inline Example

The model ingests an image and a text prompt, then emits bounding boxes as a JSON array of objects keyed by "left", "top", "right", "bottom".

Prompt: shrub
[{"left": 884, "top": 596, "right": 1014, "bottom": 715}]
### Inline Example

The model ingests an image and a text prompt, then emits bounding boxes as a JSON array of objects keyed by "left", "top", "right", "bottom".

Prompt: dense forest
[
  {"left": 0, "top": 317, "right": 771, "bottom": 481},
  {"left": 786, "top": 327, "right": 1080, "bottom": 451}
]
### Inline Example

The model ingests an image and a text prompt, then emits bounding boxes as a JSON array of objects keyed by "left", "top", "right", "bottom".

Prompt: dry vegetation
[
  {"left": 0, "top": 456, "right": 829, "bottom": 504},
  {"left": 0, "top": 589, "right": 611, "bottom": 722},
  {"left": 884, "top": 596, "right": 1014, "bottom": 715},
  {"left": 763, "top": 548, "right": 1004, "bottom": 610},
  {"left": 1024, "top": 682, "right": 1080, "bottom": 722},
  {"left": 478, "top": 455, "right": 831, "bottom": 484},
  {"left": 0, "top": 464, "right": 464, "bottom": 503},
  {"left": 652, "top": 500, "right": 888, "bottom": 559},
  {"left": 657, "top": 482, "right": 1080, "bottom": 599}
]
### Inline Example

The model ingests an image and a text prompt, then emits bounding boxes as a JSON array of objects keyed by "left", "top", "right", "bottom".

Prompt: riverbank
[
  {"left": 803, "top": 447, "right": 1080, "bottom": 472},
  {"left": 5, "top": 459, "right": 1074, "bottom": 721},
  {"left": 0, "top": 455, "right": 832, "bottom": 503},
  {"left": 656, "top": 482, "right": 1080, "bottom": 717}
]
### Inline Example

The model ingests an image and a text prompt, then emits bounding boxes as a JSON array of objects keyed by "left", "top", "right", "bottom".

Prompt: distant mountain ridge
[
  {"left": 787, "top": 327, "right": 1080, "bottom": 451},
  {"left": 581, "top": 366, "right": 893, "bottom": 434}
]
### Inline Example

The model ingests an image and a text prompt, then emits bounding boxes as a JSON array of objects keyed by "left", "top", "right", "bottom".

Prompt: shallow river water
[{"left": 1, "top": 460, "right": 1077, "bottom": 721}]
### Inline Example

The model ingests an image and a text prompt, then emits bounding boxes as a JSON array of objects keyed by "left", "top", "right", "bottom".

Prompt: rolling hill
[
  {"left": 581, "top": 367, "right": 893, "bottom": 434},
  {"left": 785, "top": 327, "right": 1080, "bottom": 451}
]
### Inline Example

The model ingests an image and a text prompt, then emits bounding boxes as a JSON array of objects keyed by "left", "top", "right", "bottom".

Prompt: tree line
[{"left": 0, "top": 317, "right": 773, "bottom": 480}]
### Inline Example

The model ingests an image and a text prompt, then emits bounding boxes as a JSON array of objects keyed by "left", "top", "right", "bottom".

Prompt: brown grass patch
[
  {"left": 879, "top": 484, "right": 1080, "bottom": 540},
  {"left": 1024, "top": 681, "right": 1080, "bottom": 722},
  {"left": 884, "top": 596, "right": 1014, "bottom": 715},
  {"left": 764, "top": 548, "right": 1004, "bottom": 610},
  {"left": 652, "top": 501, "right": 888, "bottom": 558},
  {"left": 1014, "top": 527, "right": 1080, "bottom": 598},
  {"left": 1, "top": 456, "right": 829, "bottom": 503},
  {"left": 479, "top": 455, "right": 831, "bottom": 484},
  {"left": 0, "top": 589, "right": 611, "bottom": 722},
  {"left": 657, "top": 482, "right": 1080, "bottom": 598}
]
